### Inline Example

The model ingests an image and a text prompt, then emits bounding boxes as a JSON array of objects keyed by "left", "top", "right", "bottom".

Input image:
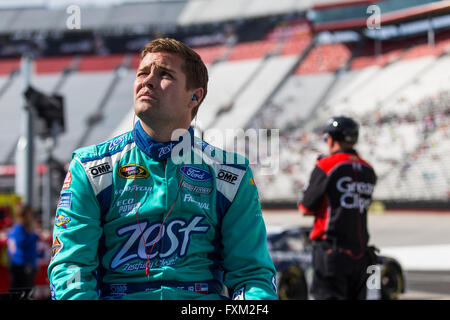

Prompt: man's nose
[{"left": 142, "top": 71, "right": 156, "bottom": 88}]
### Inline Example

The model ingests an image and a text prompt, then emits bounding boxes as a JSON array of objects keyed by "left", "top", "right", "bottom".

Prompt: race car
[{"left": 267, "top": 226, "right": 406, "bottom": 300}]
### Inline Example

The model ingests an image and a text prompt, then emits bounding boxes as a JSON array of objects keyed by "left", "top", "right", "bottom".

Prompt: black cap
[{"left": 323, "top": 116, "right": 359, "bottom": 144}]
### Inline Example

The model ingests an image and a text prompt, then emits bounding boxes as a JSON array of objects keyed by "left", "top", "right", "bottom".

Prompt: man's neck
[
  {"left": 139, "top": 119, "right": 190, "bottom": 142},
  {"left": 329, "top": 141, "right": 354, "bottom": 154}
]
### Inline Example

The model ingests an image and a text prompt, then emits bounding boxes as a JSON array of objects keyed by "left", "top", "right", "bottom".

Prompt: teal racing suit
[{"left": 48, "top": 120, "right": 277, "bottom": 300}]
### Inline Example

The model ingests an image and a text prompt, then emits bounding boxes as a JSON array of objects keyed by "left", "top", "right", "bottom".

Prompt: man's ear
[{"left": 189, "top": 88, "right": 204, "bottom": 109}]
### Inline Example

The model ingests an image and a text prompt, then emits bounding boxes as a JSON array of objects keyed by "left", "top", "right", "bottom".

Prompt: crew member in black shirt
[{"left": 299, "top": 116, "right": 377, "bottom": 300}]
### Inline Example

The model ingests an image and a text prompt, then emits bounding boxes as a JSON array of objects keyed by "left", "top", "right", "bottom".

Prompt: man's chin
[{"left": 134, "top": 102, "right": 156, "bottom": 115}]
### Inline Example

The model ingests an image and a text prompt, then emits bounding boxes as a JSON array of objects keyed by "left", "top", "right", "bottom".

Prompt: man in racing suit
[
  {"left": 48, "top": 38, "right": 277, "bottom": 300},
  {"left": 298, "top": 116, "right": 377, "bottom": 300}
]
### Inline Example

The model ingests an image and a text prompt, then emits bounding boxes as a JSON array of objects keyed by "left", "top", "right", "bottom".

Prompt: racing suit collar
[{"left": 134, "top": 120, "right": 194, "bottom": 161}]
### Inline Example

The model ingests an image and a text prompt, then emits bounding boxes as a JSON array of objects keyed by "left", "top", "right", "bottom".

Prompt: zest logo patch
[
  {"left": 117, "top": 165, "right": 149, "bottom": 179},
  {"left": 110, "top": 215, "right": 209, "bottom": 270}
]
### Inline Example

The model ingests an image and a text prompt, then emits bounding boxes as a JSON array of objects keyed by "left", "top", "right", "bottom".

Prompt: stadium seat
[
  {"left": 227, "top": 40, "right": 279, "bottom": 61},
  {"left": 35, "top": 56, "right": 75, "bottom": 74},
  {"left": 197, "top": 58, "right": 263, "bottom": 130},
  {"left": 295, "top": 43, "right": 353, "bottom": 74},
  {"left": 212, "top": 55, "right": 298, "bottom": 140},
  {"left": 194, "top": 45, "right": 228, "bottom": 65},
  {"left": 0, "top": 59, "right": 20, "bottom": 75},
  {"left": 51, "top": 71, "right": 117, "bottom": 162},
  {"left": 280, "top": 35, "right": 312, "bottom": 56},
  {"left": 78, "top": 54, "right": 125, "bottom": 72}
]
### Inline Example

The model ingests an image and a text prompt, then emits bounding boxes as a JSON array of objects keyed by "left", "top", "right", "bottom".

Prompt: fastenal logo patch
[
  {"left": 90, "top": 163, "right": 112, "bottom": 178},
  {"left": 117, "top": 164, "right": 149, "bottom": 179},
  {"left": 183, "top": 194, "right": 210, "bottom": 210},
  {"left": 181, "top": 166, "right": 212, "bottom": 182}
]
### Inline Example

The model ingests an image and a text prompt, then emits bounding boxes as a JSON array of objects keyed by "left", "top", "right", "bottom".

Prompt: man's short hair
[{"left": 141, "top": 38, "right": 208, "bottom": 118}]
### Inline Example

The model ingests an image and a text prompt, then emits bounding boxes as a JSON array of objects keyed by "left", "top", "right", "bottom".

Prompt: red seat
[
  {"left": 0, "top": 59, "right": 20, "bottom": 75},
  {"left": 296, "top": 43, "right": 352, "bottom": 74},
  {"left": 194, "top": 45, "right": 227, "bottom": 65},
  {"left": 35, "top": 56, "right": 75, "bottom": 74},
  {"left": 78, "top": 54, "right": 125, "bottom": 72},
  {"left": 281, "top": 36, "right": 312, "bottom": 56},
  {"left": 227, "top": 40, "right": 278, "bottom": 61},
  {"left": 351, "top": 40, "right": 406, "bottom": 69}
]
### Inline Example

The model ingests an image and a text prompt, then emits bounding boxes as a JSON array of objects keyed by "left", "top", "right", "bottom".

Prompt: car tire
[
  {"left": 381, "top": 261, "right": 404, "bottom": 300},
  {"left": 278, "top": 265, "right": 308, "bottom": 300}
]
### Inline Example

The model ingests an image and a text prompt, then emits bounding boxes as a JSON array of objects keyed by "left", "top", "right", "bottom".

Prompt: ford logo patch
[{"left": 180, "top": 166, "right": 211, "bottom": 182}]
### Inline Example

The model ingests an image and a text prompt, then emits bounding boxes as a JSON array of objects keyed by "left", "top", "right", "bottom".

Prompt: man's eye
[{"left": 161, "top": 71, "right": 172, "bottom": 78}]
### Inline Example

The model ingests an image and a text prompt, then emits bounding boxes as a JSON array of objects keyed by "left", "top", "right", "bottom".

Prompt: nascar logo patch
[{"left": 117, "top": 164, "right": 149, "bottom": 179}]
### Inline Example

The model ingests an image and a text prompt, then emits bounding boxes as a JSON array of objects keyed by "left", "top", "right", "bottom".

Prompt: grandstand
[{"left": 0, "top": 0, "right": 449, "bottom": 214}]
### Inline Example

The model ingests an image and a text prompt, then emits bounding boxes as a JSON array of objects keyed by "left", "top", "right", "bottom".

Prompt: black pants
[
  {"left": 9, "top": 264, "right": 36, "bottom": 294},
  {"left": 311, "top": 241, "right": 371, "bottom": 300}
]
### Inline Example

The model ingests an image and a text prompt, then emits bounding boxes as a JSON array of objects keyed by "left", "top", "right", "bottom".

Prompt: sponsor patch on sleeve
[
  {"left": 62, "top": 170, "right": 72, "bottom": 189},
  {"left": 55, "top": 213, "right": 71, "bottom": 229},
  {"left": 51, "top": 236, "right": 64, "bottom": 260},
  {"left": 57, "top": 192, "right": 72, "bottom": 209}
]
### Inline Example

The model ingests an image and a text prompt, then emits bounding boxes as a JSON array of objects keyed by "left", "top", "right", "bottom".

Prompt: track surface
[{"left": 263, "top": 209, "right": 450, "bottom": 300}]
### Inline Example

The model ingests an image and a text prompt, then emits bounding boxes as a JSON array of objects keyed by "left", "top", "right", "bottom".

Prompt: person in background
[
  {"left": 7, "top": 204, "right": 39, "bottom": 295},
  {"left": 298, "top": 116, "right": 377, "bottom": 300}
]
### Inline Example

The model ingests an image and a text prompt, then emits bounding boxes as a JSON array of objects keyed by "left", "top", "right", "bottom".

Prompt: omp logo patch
[
  {"left": 90, "top": 163, "right": 112, "bottom": 178},
  {"left": 117, "top": 165, "right": 149, "bottom": 179},
  {"left": 217, "top": 169, "right": 238, "bottom": 185}
]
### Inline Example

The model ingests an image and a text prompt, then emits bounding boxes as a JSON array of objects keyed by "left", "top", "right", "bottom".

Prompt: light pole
[{"left": 15, "top": 54, "right": 34, "bottom": 207}]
